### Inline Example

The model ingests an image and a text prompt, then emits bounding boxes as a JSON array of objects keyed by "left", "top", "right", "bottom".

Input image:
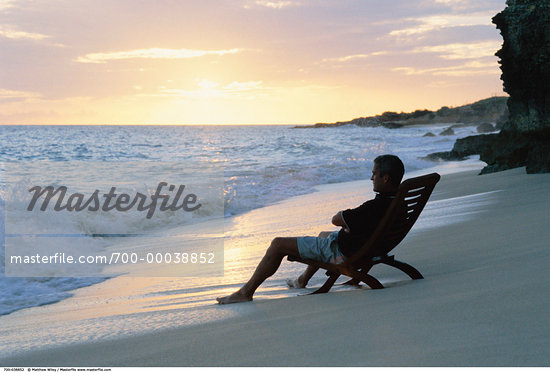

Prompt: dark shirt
[{"left": 337, "top": 192, "right": 396, "bottom": 257}]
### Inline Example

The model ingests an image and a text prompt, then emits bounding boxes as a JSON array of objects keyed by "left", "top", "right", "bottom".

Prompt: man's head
[{"left": 371, "top": 155, "right": 405, "bottom": 193}]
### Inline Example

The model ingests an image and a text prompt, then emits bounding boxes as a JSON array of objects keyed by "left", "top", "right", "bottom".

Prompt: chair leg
[
  {"left": 309, "top": 272, "right": 340, "bottom": 294},
  {"left": 384, "top": 259, "right": 424, "bottom": 280},
  {"left": 352, "top": 271, "right": 384, "bottom": 289},
  {"left": 341, "top": 262, "right": 374, "bottom": 286}
]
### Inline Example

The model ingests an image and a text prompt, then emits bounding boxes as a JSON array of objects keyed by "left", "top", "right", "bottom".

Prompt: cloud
[
  {"left": 0, "top": 0, "right": 16, "bottom": 11},
  {"left": 393, "top": 60, "right": 499, "bottom": 77},
  {"left": 223, "top": 80, "right": 263, "bottom": 92},
  {"left": 321, "top": 40, "right": 497, "bottom": 67},
  {"left": 432, "top": 0, "right": 476, "bottom": 11},
  {"left": 148, "top": 79, "right": 264, "bottom": 99},
  {"left": 0, "top": 25, "right": 49, "bottom": 40},
  {"left": 0, "top": 88, "right": 42, "bottom": 100},
  {"left": 318, "top": 39, "right": 498, "bottom": 73},
  {"left": 248, "top": 1, "right": 299, "bottom": 9},
  {"left": 322, "top": 52, "right": 383, "bottom": 63},
  {"left": 321, "top": 54, "right": 369, "bottom": 63},
  {"left": 76, "top": 47, "right": 241, "bottom": 64},
  {"left": 319, "top": 51, "right": 389, "bottom": 66},
  {"left": 412, "top": 40, "right": 500, "bottom": 60},
  {"left": 388, "top": 11, "right": 495, "bottom": 37}
]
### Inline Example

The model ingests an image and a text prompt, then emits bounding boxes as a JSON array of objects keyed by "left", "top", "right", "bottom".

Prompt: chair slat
[
  {"left": 405, "top": 188, "right": 426, "bottom": 197},
  {"left": 405, "top": 195, "right": 423, "bottom": 204}
]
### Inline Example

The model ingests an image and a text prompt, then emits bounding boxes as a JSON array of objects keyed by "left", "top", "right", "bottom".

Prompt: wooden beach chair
[{"left": 288, "top": 172, "right": 441, "bottom": 294}]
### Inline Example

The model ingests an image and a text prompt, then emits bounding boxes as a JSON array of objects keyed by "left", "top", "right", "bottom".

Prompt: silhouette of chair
[{"left": 288, "top": 172, "right": 441, "bottom": 294}]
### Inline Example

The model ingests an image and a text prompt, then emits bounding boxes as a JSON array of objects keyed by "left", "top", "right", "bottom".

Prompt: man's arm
[{"left": 332, "top": 211, "right": 350, "bottom": 232}]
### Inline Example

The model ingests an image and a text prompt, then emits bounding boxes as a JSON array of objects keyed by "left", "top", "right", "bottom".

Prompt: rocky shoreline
[{"left": 293, "top": 96, "right": 508, "bottom": 132}]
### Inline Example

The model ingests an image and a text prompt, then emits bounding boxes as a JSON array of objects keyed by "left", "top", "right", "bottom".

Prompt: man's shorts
[{"left": 297, "top": 231, "right": 345, "bottom": 264}]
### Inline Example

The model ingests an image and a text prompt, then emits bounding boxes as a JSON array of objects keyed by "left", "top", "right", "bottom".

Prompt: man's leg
[
  {"left": 216, "top": 237, "right": 299, "bottom": 304},
  {"left": 287, "top": 265, "right": 318, "bottom": 288},
  {"left": 287, "top": 231, "right": 332, "bottom": 288}
]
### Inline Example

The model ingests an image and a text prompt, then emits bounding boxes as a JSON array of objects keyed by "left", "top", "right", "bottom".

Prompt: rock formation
[
  {"left": 481, "top": 0, "right": 550, "bottom": 173},
  {"left": 430, "top": 1, "right": 550, "bottom": 173},
  {"left": 439, "top": 127, "right": 455, "bottom": 136},
  {"left": 476, "top": 123, "right": 496, "bottom": 133}
]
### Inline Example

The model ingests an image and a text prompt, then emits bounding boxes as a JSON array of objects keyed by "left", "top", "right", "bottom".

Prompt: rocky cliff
[
  {"left": 430, "top": 0, "right": 550, "bottom": 173},
  {"left": 480, "top": 0, "right": 550, "bottom": 173}
]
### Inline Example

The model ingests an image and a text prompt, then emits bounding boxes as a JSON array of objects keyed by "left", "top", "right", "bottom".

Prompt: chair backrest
[{"left": 347, "top": 172, "right": 440, "bottom": 265}]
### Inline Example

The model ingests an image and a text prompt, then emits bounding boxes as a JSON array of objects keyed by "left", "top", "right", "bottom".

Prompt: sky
[{"left": 0, "top": 0, "right": 507, "bottom": 125}]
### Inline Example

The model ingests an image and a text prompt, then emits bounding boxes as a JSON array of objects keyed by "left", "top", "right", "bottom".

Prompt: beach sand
[{"left": 1, "top": 166, "right": 550, "bottom": 366}]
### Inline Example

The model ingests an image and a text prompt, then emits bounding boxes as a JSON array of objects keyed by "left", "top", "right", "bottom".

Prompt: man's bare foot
[
  {"left": 216, "top": 290, "right": 252, "bottom": 305},
  {"left": 286, "top": 278, "right": 306, "bottom": 289}
]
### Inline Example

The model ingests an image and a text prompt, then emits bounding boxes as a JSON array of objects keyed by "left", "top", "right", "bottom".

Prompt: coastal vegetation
[{"left": 294, "top": 96, "right": 508, "bottom": 130}]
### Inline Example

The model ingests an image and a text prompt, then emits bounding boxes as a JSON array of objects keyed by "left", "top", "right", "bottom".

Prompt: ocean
[{"left": 0, "top": 123, "right": 487, "bottom": 343}]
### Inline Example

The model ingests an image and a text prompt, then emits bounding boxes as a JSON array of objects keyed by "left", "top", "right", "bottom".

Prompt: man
[{"left": 216, "top": 154, "right": 405, "bottom": 304}]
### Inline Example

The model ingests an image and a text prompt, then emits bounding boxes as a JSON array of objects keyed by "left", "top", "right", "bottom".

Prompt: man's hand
[{"left": 332, "top": 211, "right": 350, "bottom": 233}]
